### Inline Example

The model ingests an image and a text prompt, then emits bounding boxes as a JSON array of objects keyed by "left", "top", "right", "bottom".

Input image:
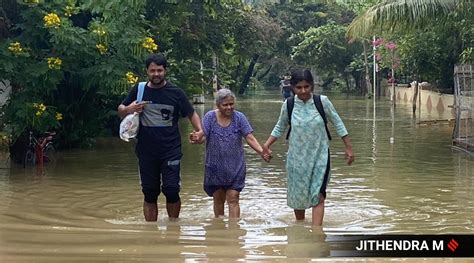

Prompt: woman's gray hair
[{"left": 215, "top": 88, "right": 236, "bottom": 105}]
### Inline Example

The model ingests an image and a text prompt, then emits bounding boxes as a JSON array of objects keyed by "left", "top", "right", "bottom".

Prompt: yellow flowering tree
[
  {"left": 28, "top": 103, "right": 62, "bottom": 133},
  {"left": 0, "top": 0, "right": 158, "bottom": 148},
  {"left": 2, "top": 97, "right": 62, "bottom": 140},
  {"left": 0, "top": 0, "right": 277, "bottom": 152}
]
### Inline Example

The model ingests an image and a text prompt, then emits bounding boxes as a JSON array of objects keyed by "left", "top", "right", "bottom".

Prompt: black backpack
[{"left": 286, "top": 95, "right": 332, "bottom": 140}]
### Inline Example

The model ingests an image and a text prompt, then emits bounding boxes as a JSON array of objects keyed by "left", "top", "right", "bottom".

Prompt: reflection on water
[
  {"left": 0, "top": 92, "right": 473, "bottom": 260},
  {"left": 285, "top": 225, "right": 329, "bottom": 258}
]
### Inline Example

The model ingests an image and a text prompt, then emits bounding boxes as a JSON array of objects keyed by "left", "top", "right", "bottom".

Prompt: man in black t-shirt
[{"left": 118, "top": 54, "right": 204, "bottom": 222}]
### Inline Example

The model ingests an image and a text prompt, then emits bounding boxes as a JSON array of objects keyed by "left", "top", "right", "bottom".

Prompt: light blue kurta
[{"left": 270, "top": 95, "right": 348, "bottom": 209}]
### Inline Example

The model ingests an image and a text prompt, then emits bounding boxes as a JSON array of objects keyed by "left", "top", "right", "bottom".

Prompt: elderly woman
[
  {"left": 192, "top": 89, "right": 269, "bottom": 218},
  {"left": 263, "top": 69, "right": 354, "bottom": 226}
]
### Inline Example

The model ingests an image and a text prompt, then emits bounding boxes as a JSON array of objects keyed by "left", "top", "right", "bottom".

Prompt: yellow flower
[
  {"left": 33, "top": 102, "right": 47, "bottom": 113},
  {"left": 8, "top": 42, "right": 23, "bottom": 54},
  {"left": 142, "top": 37, "right": 158, "bottom": 53},
  {"left": 125, "top": 72, "right": 138, "bottom": 84},
  {"left": 92, "top": 28, "right": 106, "bottom": 36},
  {"left": 96, "top": 44, "right": 107, "bottom": 55},
  {"left": 47, "top": 57, "right": 62, "bottom": 70},
  {"left": 35, "top": 111, "right": 42, "bottom": 117},
  {"left": 24, "top": 0, "right": 39, "bottom": 5},
  {"left": 38, "top": 103, "right": 46, "bottom": 112},
  {"left": 64, "top": 5, "right": 76, "bottom": 17},
  {"left": 44, "top": 13, "right": 61, "bottom": 28},
  {"left": 55, "top": 112, "right": 63, "bottom": 121}
]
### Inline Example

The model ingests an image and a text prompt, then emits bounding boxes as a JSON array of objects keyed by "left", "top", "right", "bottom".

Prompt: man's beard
[{"left": 151, "top": 77, "right": 164, "bottom": 85}]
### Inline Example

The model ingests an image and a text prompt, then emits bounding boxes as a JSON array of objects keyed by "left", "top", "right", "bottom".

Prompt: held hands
[
  {"left": 189, "top": 130, "right": 204, "bottom": 144},
  {"left": 261, "top": 145, "right": 272, "bottom": 163}
]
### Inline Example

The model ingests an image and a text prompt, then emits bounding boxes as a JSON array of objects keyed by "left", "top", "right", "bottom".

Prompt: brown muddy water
[{"left": 0, "top": 93, "right": 472, "bottom": 261}]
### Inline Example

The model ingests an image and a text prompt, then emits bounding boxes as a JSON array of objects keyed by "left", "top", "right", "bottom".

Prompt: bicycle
[{"left": 24, "top": 131, "right": 56, "bottom": 167}]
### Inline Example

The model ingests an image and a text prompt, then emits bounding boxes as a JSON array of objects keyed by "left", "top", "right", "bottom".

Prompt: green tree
[
  {"left": 0, "top": 0, "right": 159, "bottom": 148},
  {"left": 292, "top": 22, "right": 358, "bottom": 91},
  {"left": 346, "top": 0, "right": 458, "bottom": 39},
  {"left": 346, "top": 0, "right": 473, "bottom": 92}
]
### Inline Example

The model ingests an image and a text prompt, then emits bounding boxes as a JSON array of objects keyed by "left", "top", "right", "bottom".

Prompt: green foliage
[
  {"left": 2, "top": 92, "right": 62, "bottom": 142},
  {"left": 292, "top": 22, "right": 356, "bottom": 82},
  {"left": 0, "top": 0, "right": 157, "bottom": 147},
  {"left": 460, "top": 48, "right": 474, "bottom": 64},
  {"left": 346, "top": 0, "right": 458, "bottom": 41},
  {"left": 2, "top": 0, "right": 467, "bottom": 149},
  {"left": 372, "top": 37, "right": 399, "bottom": 77},
  {"left": 1, "top": 0, "right": 289, "bottom": 146},
  {"left": 396, "top": 29, "right": 457, "bottom": 90},
  {"left": 346, "top": 0, "right": 473, "bottom": 92}
]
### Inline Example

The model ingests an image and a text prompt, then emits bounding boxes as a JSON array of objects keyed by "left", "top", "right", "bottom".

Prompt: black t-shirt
[{"left": 121, "top": 81, "right": 194, "bottom": 158}]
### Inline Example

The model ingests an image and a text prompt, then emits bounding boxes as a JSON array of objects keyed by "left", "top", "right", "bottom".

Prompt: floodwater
[{"left": 0, "top": 92, "right": 472, "bottom": 261}]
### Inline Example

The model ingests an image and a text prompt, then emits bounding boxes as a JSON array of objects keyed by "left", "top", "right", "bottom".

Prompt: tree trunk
[
  {"left": 412, "top": 80, "right": 419, "bottom": 114},
  {"left": 321, "top": 77, "right": 334, "bottom": 89},
  {"left": 344, "top": 75, "right": 350, "bottom": 93},
  {"left": 238, "top": 54, "right": 260, "bottom": 95},
  {"left": 362, "top": 41, "right": 371, "bottom": 97},
  {"left": 257, "top": 64, "right": 273, "bottom": 81},
  {"left": 351, "top": 71, "right": 362, "bottom": 94},
  {"left": 376, "top": 71, "right": 382, "bottom": 98},
  {"left": 252, "top": 64, "right": 261, "bottom": 77},
  {"left": 233, "top": 61, "right": 243, "bottom": 82}
]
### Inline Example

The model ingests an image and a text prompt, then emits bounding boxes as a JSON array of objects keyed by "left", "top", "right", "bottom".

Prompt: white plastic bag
[{"left": 119, "top": 112, "right": 140, "bottom": 142}]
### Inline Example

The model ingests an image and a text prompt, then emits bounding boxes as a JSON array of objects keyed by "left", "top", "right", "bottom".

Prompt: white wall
[{"left": 383, "top": 83, "right": 457, "bottom": 121}]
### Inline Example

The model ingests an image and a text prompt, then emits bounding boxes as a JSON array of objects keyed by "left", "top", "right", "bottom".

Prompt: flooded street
[{"left": 0, "top": 93, "right": 472, "bottom": 261}]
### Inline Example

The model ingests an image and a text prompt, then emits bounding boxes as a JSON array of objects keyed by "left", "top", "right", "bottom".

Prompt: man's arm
[
  {"left": 117, "top": 101, "right": 145, "bottom": 119},
  {"left": 188, "top": 111, "right": 204, "bottom": 143}
]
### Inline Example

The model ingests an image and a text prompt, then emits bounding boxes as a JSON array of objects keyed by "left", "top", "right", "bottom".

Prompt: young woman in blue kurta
[{"left": 263, "top": 69, "right": 355, "bottom": 226}]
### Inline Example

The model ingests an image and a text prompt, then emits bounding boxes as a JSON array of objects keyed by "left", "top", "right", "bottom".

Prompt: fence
[{"left": 453, "top": 64, "right": 474, "bottom": 154}]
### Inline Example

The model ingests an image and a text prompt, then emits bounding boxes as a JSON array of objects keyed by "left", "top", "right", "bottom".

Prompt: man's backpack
[
  {"left": 137, "top": 81, "right": 146, "bottom": 102},
  {"left": 285, "top": 95, "right": 332, "bottom": 140}
]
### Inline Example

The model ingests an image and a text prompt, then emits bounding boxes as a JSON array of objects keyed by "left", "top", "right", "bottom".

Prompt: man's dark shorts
[{"left": 138, "top": 153, "right": 182, "bottom": 204}]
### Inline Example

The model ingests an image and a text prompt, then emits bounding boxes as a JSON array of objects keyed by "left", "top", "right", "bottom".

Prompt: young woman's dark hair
[
  {"left": 290, "top": 69, "right": 314, "bottom": 87},
  {"left": 145, "top": 53, "right": 167, "bottom": 69}
]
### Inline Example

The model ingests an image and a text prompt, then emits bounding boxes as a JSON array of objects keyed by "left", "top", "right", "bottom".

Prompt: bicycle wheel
[
  {"left": 43, "top": 143, "right": 56, "bottom": 164},
  {"left": 24, "top": 149, "right": 36, "bottom": 167}
]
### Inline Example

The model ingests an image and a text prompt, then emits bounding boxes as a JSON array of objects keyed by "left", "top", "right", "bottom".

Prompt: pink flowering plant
[{"left": 373, "top": 38, "right": 400, "bottom": 81}]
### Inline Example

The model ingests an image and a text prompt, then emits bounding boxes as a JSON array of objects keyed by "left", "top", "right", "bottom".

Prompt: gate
[{"left": 453, "top": 64, "right": 474, "bottom": 154}]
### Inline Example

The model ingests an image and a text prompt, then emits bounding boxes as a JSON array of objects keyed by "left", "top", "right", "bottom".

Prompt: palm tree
[
  {"left": 346, "top": 0, "right": 459, "bottom": 41},
  {"left": 345, "top": 0, "right": 466, "bottom": 112}
]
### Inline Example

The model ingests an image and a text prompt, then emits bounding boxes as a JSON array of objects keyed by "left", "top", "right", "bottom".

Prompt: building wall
[{"left": 383, "top": 83, "right": 456, "bottom": 121}]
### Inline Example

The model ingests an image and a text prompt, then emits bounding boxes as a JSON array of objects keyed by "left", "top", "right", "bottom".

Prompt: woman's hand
[
  {"left": 345, "top": 148, "right": 354, "bottom": 165},
  {"left": 189, "top": 130, "right": 205, "bottom": 144},
  {"left": 262, "top": 145, "right": 272, "bottom": 162},
  {"left": 341, "top": 135, "right": 354, "bottom": 165}
]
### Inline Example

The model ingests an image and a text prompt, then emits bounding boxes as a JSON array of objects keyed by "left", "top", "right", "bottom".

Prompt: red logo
[{"left": 447, "top": 238, "right": 459, "bottom": 252}]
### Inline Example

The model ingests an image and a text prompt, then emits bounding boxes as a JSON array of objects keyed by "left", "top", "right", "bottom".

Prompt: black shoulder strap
[
  {"left": 285, "top": 97, "right": 294, "bottom": 140},
  {"left": 314, "top": 95, "right": 332, "bottom": 140},
  {"left": 285, "top": 95, "right": 332, "bottom": 140}
]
